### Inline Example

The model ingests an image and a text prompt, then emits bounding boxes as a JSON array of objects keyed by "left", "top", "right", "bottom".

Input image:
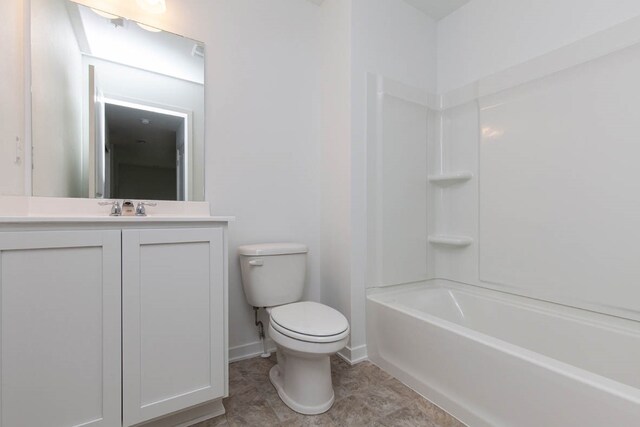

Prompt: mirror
[{"left": 30, "top": 0, "right": 205, "bottom": 200}]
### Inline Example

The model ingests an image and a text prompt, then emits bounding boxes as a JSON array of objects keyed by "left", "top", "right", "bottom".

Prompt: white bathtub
[{"left": 366, "top": 280, "right": 640, "bottom": 426}]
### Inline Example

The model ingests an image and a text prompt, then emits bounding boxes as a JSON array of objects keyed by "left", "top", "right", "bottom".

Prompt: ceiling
[
  {"left": 105, "top": 104, "right": 181, "bottom": 168},
  {"left": 106, "top": 104, "right": 183, "bottom": 146},
  {"left": 402, "top": 0, "right": 470, "bottom": 20}
]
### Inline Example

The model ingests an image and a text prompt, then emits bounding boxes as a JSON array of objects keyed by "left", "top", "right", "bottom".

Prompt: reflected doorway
[{"left": 100, "top": 100, "right": 189, "bottom": 201}]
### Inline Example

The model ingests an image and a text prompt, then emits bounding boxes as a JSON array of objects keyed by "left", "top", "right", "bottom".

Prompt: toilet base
[{"left": 269, "top": 363, "right": 335, "bottom": 415}]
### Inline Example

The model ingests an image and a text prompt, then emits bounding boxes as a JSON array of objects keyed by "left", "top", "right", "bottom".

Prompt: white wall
[
  {"left": 202, "top": 0, "right": 322, "bottom": 357},
  {"left": 0, "top": 0, "right": 25, "bottom": 195},
  {"left": 350, "top": 0, "right": 437, "bottom": 356},
  {"left": 7, "top": 0, "right": 438, "bottom": 362},
  {"left": 72, "top": 0, "right": 323, "bottom": 358},
  {"left": 15, "top": 0, "right": 617, "bottom": 363},
  {"left": 438, "top": 0, "right": 640, "bottom": 93},
  {"left": 317, "top": 0, "right": 352, "bottom": 358},
  {"left": 20, "top": 0, "right": 438, "bottom": 363},
  {"left": 31, "top": 0, "right": 84, "bottom": 198}
]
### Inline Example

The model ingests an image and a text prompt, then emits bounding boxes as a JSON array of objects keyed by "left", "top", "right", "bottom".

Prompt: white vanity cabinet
[
  {"left": 0, "top": 230, "right": 122, "bottom": 427},
  {"left": 0, "top": 218, "right": 229, "bottom": 427},
  {"left": 122, "top": 228, "right": 225, "bottom": 426}
]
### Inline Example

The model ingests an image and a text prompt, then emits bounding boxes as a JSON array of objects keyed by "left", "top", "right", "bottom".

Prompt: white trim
[
  {"left": 229, "top": 339, "right": 277, "bottom": 363},
  {"left": 102, "top": 97, "right": 190, "bottom": 120},
  {"left": 377, "top": 75, "right": 439, "bottom": 110},
  {"left": 81, "top": 53, "right": 204, "bottom": 87},
  {"left": 228, "top": 339, "right": 367, "bottom": 365},
  {"left": 337, "top": 344, "right": 368, "bottom": 365},
  {"left": 136, "top": 399, "right": 225, "bottom": 427},
  {"left": 23, "top": 0, "right": 32, "bottom": 196}
]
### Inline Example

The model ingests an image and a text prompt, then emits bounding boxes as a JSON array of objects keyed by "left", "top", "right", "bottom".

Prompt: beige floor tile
[
  {"left": 276, "top": 412, "right": 336, "bottom": 427},
  {"left": 352, "top": 382, "right": 408, "bottom": 418},
  {"left": 224, "top": 386, "right": 263, "bottom": 412},
  {"left": 264, "top": 389, "right": 300, "bottom": 422},
  {"left": 355, "top": 361, "right": 395, "bottom": 384},
  {"left": 412, "top": 398, "right": 465, "bottom": 427},
  {"left": 384, "top": 377, "right": 423, "bottom": 401},
  {"left": 374, "top": 402, "right": 438, "bottom": 427},
  {"left": 327, "top": 394, "right": 379, "bottom": 426},
  {"left": 226, "top": 399, "right": 280, "bottom": 427},
  {"left": 191, "top": 413, "right": 229, "bottom": 427},
  {"left": 218, "top": 355, "right": 464, "bottom": 427}
]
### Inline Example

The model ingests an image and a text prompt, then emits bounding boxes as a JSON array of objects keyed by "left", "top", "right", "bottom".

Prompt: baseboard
[
  {"left": 229, "top": 339, "right": 277, "bottom": 363},
  {"left": 231, "top": 340, "right": 367, "bottom": 365},
  {"left": 337, "top": 344, "right": 368, "bottom": 365},
  {"left": 138, "top": 399, "right": 225, "bottom": 427}
]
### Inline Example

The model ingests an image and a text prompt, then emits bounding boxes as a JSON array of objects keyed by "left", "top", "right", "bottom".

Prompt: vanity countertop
[
  {"left": 0, "top": 215, "right": 235, "bottom": 224},
  {"left": 0, "top": 196, "right": 234, "bottom": 224}
]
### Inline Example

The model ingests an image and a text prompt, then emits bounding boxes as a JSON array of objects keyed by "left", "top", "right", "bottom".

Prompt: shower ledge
[
  {"left": 428, "top": 235, "right": 473, "bottom": 247},
  {"left": 428, "top": 171, "right": 473, "bottom": 185}
]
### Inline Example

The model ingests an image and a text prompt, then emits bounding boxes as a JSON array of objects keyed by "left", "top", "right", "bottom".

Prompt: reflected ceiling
[
  {"left": 69, "top": 3, "right": 204, "bottom": 83},
  {"left": 402, "top": 0, "right": 470, "bottom": 20}
]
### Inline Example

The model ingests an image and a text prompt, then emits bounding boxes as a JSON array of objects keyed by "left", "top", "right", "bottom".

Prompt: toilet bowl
[
  {"left": 237, "top": 243, "right": 350, "bottom": 414},
  {"left": 267, "top": 301, "right": 349, "bottom": 414}
]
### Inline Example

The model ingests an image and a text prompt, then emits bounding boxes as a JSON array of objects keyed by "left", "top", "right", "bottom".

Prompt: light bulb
[{"left": 136, "top": 0, "right": 167, "bottom": 14}]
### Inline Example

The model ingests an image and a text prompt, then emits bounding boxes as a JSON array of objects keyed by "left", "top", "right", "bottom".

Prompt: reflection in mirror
[{"left": 30, "top": 0, "right": 205, "bottom": 200}]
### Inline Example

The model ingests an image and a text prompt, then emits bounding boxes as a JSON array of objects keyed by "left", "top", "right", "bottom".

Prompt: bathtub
[{"left": 366, "top": 280, "right": 640, "bottom": 426}]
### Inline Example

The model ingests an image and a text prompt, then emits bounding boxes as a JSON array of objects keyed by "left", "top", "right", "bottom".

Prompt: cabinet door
[
  {"left": 0, "top": 230, "right": 121, "bottom": 427},
  {"left": 122, "top": 228, "right": 225, "bottom": 426}
]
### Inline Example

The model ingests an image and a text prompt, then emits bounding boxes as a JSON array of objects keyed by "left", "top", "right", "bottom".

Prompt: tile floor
[{"left": 193, "top": 354, "right": 464, "bottom": 427}]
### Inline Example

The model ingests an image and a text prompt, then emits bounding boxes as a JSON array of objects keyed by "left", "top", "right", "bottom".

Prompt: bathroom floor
[{"left": 194, "top": 355, "right": 464, "bottom": 427}]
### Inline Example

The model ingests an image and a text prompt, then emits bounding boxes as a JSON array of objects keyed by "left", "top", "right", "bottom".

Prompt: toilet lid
[{"left": 270, "top": 302, "right": 349, "bottom": 342}]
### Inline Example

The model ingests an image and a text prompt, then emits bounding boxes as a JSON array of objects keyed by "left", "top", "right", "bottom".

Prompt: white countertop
[
  {"left": 0, "top": 215, "right": 235, "bottom": 223},
  {"left": 0, "top": 196, "right": 234, "bottom": 223}
]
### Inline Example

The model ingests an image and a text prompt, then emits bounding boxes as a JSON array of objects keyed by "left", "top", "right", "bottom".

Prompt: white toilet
[{"left": 238, "top": 243, "right": 350, "bottom": 415}]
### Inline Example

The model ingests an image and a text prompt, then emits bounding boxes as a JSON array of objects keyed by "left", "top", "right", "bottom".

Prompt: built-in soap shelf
[
  {"left": 428, "top": 172, "right": 473, "bottom": 248},
  {"left": 428, "top": 171, "right": 473, "bottom": 185},
  {"left": 428, "top": 235, "right": 473, "bottom": 247}
]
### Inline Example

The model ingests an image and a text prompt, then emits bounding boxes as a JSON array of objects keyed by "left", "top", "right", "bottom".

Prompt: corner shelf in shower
[
  {"left": 428, "top": 171, "right": 473, "bottom": 185},
  {"left": 428, "top": 235, "right": 473, "bottom": 247}
]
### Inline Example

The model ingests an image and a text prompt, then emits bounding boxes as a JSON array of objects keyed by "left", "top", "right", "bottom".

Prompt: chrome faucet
[
  {"left": 98, "top": 200, "right": 122, "bottom": 216},
  {"left": 135, "top": 201, "right": 157, "bottom": 216}
]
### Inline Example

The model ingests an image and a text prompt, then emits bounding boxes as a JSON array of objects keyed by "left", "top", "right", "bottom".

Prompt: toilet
[{"left": 238, "top": 243, "right": 350, "bottom": 415}]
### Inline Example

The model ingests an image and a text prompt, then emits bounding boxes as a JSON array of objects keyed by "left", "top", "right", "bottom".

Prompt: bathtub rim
[
  {"left": 366, "top": 279, "right": 640, "bottom": 405},
  {"left": 369, "top": 279, "right": 640, "bottom": 336}
]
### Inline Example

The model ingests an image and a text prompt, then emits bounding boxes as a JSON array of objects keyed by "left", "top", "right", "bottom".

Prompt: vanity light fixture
[
  {"left": 192, "top": 44, "right": 205, "bottom": 58},
  {"left": 91, "top": 8, "right": 119, "bottom": 20},
  {"left": 136, "top": 0, "right": 167, "bottom": 14},
  {"left": 136, "top": 23, "right": 162, "bottom": 33}
]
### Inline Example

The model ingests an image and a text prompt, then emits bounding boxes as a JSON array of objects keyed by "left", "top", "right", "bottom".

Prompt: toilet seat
[{"left": 270, "top": 301, "right": 349, "bottom": 343}]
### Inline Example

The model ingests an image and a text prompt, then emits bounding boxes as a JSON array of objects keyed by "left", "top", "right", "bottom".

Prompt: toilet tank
[{"left": 238, "top": 243, "right": 308, "bottom": 308}]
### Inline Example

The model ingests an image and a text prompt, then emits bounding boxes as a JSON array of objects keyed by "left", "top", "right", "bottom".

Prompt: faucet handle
[
  {"left": 135, "top": 201, "right": 157, "bottom": 217},
  {"left": 98, "top": 200, "right": 122, "bottom": 216}
]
